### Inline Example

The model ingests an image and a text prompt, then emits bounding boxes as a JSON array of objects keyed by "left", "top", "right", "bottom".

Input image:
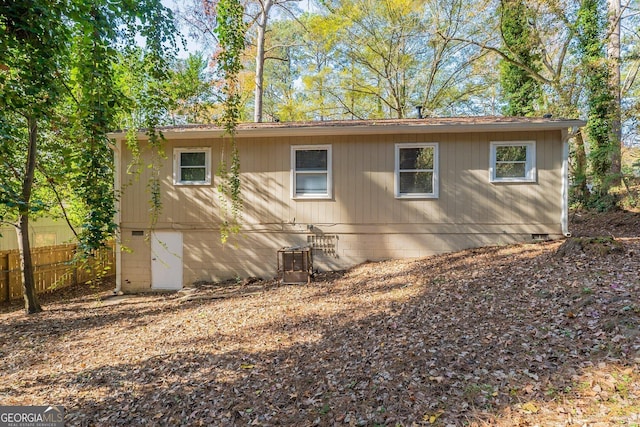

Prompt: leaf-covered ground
[{"left": 1, "top": 211, "right": 639, "bottom": 426}]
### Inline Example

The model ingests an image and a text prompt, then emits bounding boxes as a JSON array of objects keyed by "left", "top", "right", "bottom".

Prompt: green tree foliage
[
  {"left": 322, "top": 0, "right": 424, "bottom": 118},
  {"left": 176, "top": 0, "right": 637, "bottom": 209},
  {"left": 301, "top": 0, "right": 490, "bottom": 119},
  {"left": 0, "top": 0, "right": 176, "bottom": 313},
  {"left": 168, "top": 53, "right": 220, "bottom": 124},
  {"left": 180, "top": 0, "right": 303, "bottom": 123},
  {"left": 245, "top": 0, "right": 304, "bottom": 123},
  {"left": 439, "top": 0, "right": 632, "bottom": 207},
  {"left": 1, "top": 0, "right": 73, "bottom": 313},
  {"left": 499, "top": 0, "right": 542, "bottom": 116},
  {"left": 260, "top": 19, "right": 309, "bottom": 122},
  {"left": 297, "top": 12, "right": 347, "bottom": 120},
  {"left": 576, "top": 0, "right": 617, "bottom": 207},
  {"left": 441, "top": 0, "right": 588, "bottom": 117}
]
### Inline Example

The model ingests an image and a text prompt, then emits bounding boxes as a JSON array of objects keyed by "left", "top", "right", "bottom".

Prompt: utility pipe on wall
[{"left": 561, "top": 126, "right": 581, "bottom": 237}]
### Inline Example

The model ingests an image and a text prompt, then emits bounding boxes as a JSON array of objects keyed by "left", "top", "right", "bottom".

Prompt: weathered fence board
[{"left": 0, "top": 243, "right": 114, "bottom": 302}]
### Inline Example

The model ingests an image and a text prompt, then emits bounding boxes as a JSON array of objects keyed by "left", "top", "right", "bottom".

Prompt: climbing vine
[
  {"left": 113, "top": 47, "right": 174, "bottom": 230},
  {"left": 498, "top": 0, "right": 542, "bottom": 116},
  {"left": 0, "top": 0, "right": 177, "bottom": 313},
  {"left": 576, "top": 0, "right": 617, "bottom": 209},
  {"left": 213, "top": 0, "right": 246, "bottom": 243}
]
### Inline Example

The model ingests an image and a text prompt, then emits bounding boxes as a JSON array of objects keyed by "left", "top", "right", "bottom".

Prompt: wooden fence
[{"left": 0, "top": 243, "right": 114, "bottom": 302}]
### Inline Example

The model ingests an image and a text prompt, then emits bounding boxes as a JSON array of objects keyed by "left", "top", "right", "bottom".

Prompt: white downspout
[
  {"left": 108, "top": 138, "right": 123, "bottom": 294},
  {"left": 561, "top": 126, "right": 580, "bottom": 237}
]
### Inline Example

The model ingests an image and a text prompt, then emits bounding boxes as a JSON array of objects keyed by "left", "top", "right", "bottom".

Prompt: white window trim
[
  {"left": 394, "top": 142, "right": 439, "bottom": 199},
  {"left": 173, "top": 147, "right": 211, "bottom": 185},
  {"left": 489, "top": 141, "right": 537, "bottom": 183},
  {"left": 291, "top": 144, "right": 332, "bottom": 199}
]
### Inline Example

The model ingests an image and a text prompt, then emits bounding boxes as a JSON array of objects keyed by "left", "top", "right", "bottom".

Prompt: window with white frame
[
  {"left": 395, "top": 143, "right": 439, "bottom": 198},
  {"left": 490, "top": 141, "right": 536, "bottom": 182},
  {"left": 173, "top": 147, "right": 211, "bottom": 185},
  {"left": 291, "top": 145, "right": 332, "bottom": 198}
]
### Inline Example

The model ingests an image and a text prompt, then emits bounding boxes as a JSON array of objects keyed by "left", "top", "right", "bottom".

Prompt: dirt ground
[{"left": 0, "top": 210, "right": 639, "bottom": 426}]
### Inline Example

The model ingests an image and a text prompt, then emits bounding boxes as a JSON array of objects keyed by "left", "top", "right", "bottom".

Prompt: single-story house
[{"left": 109, "top": 116, "right": 584, "bottom": 292}]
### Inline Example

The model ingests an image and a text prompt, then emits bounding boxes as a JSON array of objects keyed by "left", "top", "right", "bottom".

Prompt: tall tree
[
  {"left": 180, "top": 0, "right": 302, "bottom": 122},
  {"left": 420, "top": 0, "right": 494, "bottom": 116},
  {"left": 0, "top": 0, "right": 176, "bottom": 313},
  {"left": 251, "top": 0, "right": 275, "bottom": 122},
  {"left": 297, "top": 12, "right": 347, "bottom": 120},
  {"left": 439, "top": 0, "right": 615, "bottom": 204},
  {"left": 620, "top": 0, "right": 640, "bottom": 148},
  {"left": 240, "top": 0, "right": 302, "bottom": 122},
  {"left": 576, "top": 0, "right": 617, "bottom": 204},
  {"left": 1, "top": 1, "right": 70, "bottom": 313},
  {"left": 167, "top": 52, "right": 220, "bottom": 124},
  {"left": 608, "top": 0, "right": 622, "bottom": 182},
  {"left": 318, "top": 0, "right": 489, "bottom": 119},
  {"left": 499, "top": 0, "right": 543, "bottom": 116},
  {"left": 322, "top": 0, "right": 424, "bottom": 118}
]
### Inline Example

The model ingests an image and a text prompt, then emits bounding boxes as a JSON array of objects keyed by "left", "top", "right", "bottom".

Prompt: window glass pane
[
  {"left": 399, "top": 147, "right": 433, "bottom": 170},
  {"left": 399, "top": 171, "right": 433, "bottom": 194},
  {"left": 296, "top": 173, "right": 327, "bottom": 194},
  {"left": 296, "top": 150, "right": 327, "bottom": 170},
  {"left": 496, "top": 163, "right": 526, "bottom": 178},
  {"left": 181, "top": 167, "right": 206, "bottom": 182},
  {"left": 181, "top": 152, "right": 206, "bottom": 167},
  {"left": 496, "top": 146, "right": 526, "bottom": 162}
]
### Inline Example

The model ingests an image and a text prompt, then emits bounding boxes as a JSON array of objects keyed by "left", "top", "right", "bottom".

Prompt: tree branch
[
  {"left": 439, "top": 32, "right": 553, "bottom": 86},
  {"left": 35, "top": 164, "right": 79, "bottom": 240}
]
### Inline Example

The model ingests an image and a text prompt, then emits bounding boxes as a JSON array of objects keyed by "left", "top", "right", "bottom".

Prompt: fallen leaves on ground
[{"left": 0, "top": 211, "right": 639, "bottom": 426}]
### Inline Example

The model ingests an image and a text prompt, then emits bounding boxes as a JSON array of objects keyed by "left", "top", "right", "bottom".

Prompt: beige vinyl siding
[
  {"left": 118, "top": 230, "right": 151, "bottom": 291},
  {"left": 120, "top": 130, "right": 563, "bottom": 229},
  {"left": 118, "top": 129, "right": 565, "bottom": 287}
]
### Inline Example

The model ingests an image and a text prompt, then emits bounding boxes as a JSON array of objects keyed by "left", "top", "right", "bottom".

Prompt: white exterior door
[{"left": 151, "top": 231, "right": 183, "bottom": 290}]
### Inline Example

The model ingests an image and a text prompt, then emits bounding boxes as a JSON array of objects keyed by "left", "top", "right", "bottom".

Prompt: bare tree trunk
[
  {"left": 20, "top": 116, "right": 42, "bottom": 314},
  {"left": 17, "top": 218, "right": 40, "bottom": 313},
  {"left": 254, "top": 0, "right": 272, "bottom": 123},
  {"left": 608, "top": 0, "right": 621, "bottom": 185}
]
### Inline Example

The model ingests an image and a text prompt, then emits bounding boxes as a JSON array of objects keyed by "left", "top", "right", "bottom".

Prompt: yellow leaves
[
  {"left": 239, "top": 363, "right": 255, "bottom": 370},
  {"left": 422, "top": 410, "right": 444, "bottom": 423},
  {"left": 520, "top": 401, "right": 539, "bottom": 414}
]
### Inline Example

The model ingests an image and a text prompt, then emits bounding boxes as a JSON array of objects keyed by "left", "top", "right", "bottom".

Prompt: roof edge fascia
[{"left": 108, "top": 120, "right": 586, "bottom": 141}]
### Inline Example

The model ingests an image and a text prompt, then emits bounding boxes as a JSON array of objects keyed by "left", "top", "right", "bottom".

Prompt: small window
[
  {"left": 395, "top": 143, "right": 439, "bottom": 198},
  {"left": 291, "top": 145, "right": 331, "bottom": 199},
  {"left": 490, "top": 141, "right": 536, "bottom": 182},
  {"left": 291, "top": 145, "right": 332, "bottom": 199},
  {"left": 173, "top": 147, "right": 211, "bottom": 185}
]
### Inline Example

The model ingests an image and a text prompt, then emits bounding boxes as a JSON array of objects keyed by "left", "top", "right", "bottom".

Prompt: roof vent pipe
[{"left": 416, "top": 105, "right": 423, "bottom": 119}]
